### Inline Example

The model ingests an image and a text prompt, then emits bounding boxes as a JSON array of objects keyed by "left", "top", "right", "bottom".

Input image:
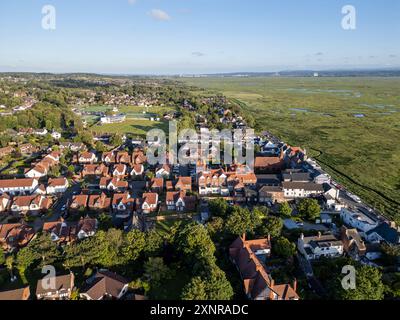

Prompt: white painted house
[
  {"left": 0, "top": 194, "right": 11, "bottom": 212},
  {"left": 155, "top": 165, "right": 171, "bottom": 179},
  {"left": 298, "top": 233, "right": 343, "bottom": 260},
  {"left": 141, "top": 193, "right": 158, "bottom": 214},
  {"left": 79, "top": 152, "right": 97, "bottom": 164},
  {"left": 51, "top": 131, "right": 61, "bottom": 140},
  {"left": 282, "top": 182, "right": 324, "bottom": 198},
  {"left": 34, "top": 128, "right": 48, "bottom": 136},
  {"left": 0, "top": 178, "right": 39, "bottom": 195},
  {"left": 340, "top": 208, "right": 378, "bottom": 233},
  {"left": 130, "top": 164, "right": 144, "bottom": 177},
  {"left": 46, "top": 178, "right": 69, "bottom": 194},
  {"left": 25, "top": 165, "right": 47, "bottom": 178}
]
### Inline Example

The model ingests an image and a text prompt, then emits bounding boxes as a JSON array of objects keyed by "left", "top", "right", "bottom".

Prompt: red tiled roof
[
  {"left": 112, "top": 193, "right": 134, "bottom": 206},
  {"left": 0, "top": 223, "right": 35, "bottom": 249},
  {"left": 0, "top": 178, "right": 36, "bottom": 189},
  {"left": 80, "top": 152, "right": 95, "bottom": 159},
  {"left": 151, "top": 178, "right": 164, "bottom": 189},
  {"left": 254, "top": 157, "right": 283, "bottom": 168},
  {"left": 88, "top": 193, "right": 111, "bottom": 209},
  {"left": 36, "top": 273, "right": 74, "bottom": 296},
  {"left": 175, "top": 177, "right": 192, "bottom": 190},
  {"left": 71, "top": 195, "right": 88, "bottom": 208},
  {"left": 142, "top": 193, "right": 158, "bottom": 206},
  {"left": 12, "top": 195, "right": 51, "bottom": 209},
  {"left": 166, "top": 191, "right": 185, "bottom": 202},
  {"left": 0, "top": 286, "right": 30, "bottom": 300},
  {"left": 48, "top": 177, "right": 68, "bottom": 187},
  {"left": 229, "top": 235, "right": 298, "bottom": 300},
  {"left": 113, "top": 164, "right": 127, "bottom": 176}
]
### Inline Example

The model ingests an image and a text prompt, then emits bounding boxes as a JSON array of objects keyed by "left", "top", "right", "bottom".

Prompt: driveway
[{"left": 50, "top": 182, "right": 82, "bottom": 221}]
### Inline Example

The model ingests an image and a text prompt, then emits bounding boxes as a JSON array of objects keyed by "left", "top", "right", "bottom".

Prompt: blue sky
[{"left": 0, "top": 0, "right": 399, "bottom": 74}]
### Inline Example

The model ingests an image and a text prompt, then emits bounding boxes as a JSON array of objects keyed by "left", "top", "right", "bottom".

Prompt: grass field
[
  {"left": 90, "top": 119, "right": 169, "bottom": 138},
  {"left": 79, "top": 104, "right": 175, "bottom": 115},
  {"left": 182, "top": 77, "right": 400, "bottom": 220}
]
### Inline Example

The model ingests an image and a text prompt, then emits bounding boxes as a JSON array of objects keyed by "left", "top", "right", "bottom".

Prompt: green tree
[
  {"left": 252, "top": 206, "right": 270, "bottom": 220},
  {"left": 381, "top": 243, "right": 400, "bottom": 265},
  {"left": 123, "top": 229, "right": 146, "bottom": 261},
  {"left": 16, "top": 246, "right": 39, "bottom": 283},
  {"left": 48, "top": 165, "right": 61, "bottom": 178},
  {"left": 273, "top": 237, "right": 296, "bottom": 259},
  {"left": 75, "top": 131, "right": 93, "bottom": 146},
  {"left": 144, "top": 171, "right": 154, "bottom": 180},
  {"left": 26, "top": 234, "right": 61, "bottom": 267},
  {"left": 204, "top": 265, "right": 234, "bottom": 300},
  {"left": 0, "top": 248, "right": 5, "bottom": 266},
  {"left": 144, "top": 229, "right": 164, "bottom": 256},
  {"left": 297, "top": 198, "right": 321, "bottom": 221},
  {"left": 258, "top": 215, "right": 283, "bottom": 238},
  {"left": 206, "top": 217, "right": 225, "bottom": 240},
  {"left": 98, "top": 212, "right": 113, "bottom": 231},
  {"left": 95, "top": 141, "right": 106, "bottom": 153},
  {"left": 208, "top": 198, "right": 228, "bottom": 218},
  {"left": 70, "top": 289, "right": 80, "bottom": 300},
  {"left": 181, "top": 277, "right": 208, "bottom": 300},
  {"left": 341, "top": 265, "right": 385, "bottom": 300},
  {"left": 96, "top": 229, "right": 127, "bottom": 267},
  {"left": 68, "top": 165, "right": 75, "bottom": 173},
  {"left": 110, "top": 134, "right": 123, "bottom": 147},
  {"left": 64, "top": 237, "right": 100, "bottom": 269},
  {"left": 143, "top": 257, "right": 171, "bottom": 287},
  {"left": 129, "top": 278, "right": 151, "bottom": 294},
  {"left": 176, "top": 222, "right": 216, "bottom": 268},
  {"left": 278, "top": 202, "right": 292, "bottom": 218},
  {"left": 225, "top": 207, "right": 261, "bottom": 236},
  {"left": 5, "top": 255, "right": 15, "bottom": 279}
]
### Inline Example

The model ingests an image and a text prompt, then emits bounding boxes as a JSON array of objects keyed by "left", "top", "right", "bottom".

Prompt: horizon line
[{"left": 1, "top": 67, "right": 400, "bottom": 78}]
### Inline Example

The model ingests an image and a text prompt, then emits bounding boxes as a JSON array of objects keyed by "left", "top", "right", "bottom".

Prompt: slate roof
[
  {"left": 82, "top": 271, "right": 128, "bottom": 300},
  {"left": 366, "top": 223, "right": 400, "bottom": 244}
]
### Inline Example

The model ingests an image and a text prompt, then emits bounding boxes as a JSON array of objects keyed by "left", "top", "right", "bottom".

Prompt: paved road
[
  {"left": 30, "top": 182, "right": 81, "bottom": 231},
  {"left": 297, "top": 253, "right": 328, "bottom": 298},
  {"left": 297, "top": 253, "right": 313, "bottom": 277},
  {"left": 51, "top": 182, "right": 82, "bottom": 220},
  {"left": 339, "top": 190, "right": 385, "bottom": 223}
]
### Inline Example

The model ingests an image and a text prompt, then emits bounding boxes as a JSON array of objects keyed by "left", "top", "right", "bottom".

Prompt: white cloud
[
  {"left": 149, "top": 9, "right": 171, "bottom": 21},
  {"left": 128, "top": 0, "right": 137, "bottom": 5}
]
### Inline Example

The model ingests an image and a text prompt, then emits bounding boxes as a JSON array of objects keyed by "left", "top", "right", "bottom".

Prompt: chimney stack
[
  {"left": 70, "top": 272, "right": 75, "bottom": 291},
  {"left": 270, "top": 278, "right": 275, "bottom": 288},
  {"left": 293, "top": 278, "right": 297, "bottom": 292},
  {"left": 279, "top": 149, "right": 284, "bottom": 160}
]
